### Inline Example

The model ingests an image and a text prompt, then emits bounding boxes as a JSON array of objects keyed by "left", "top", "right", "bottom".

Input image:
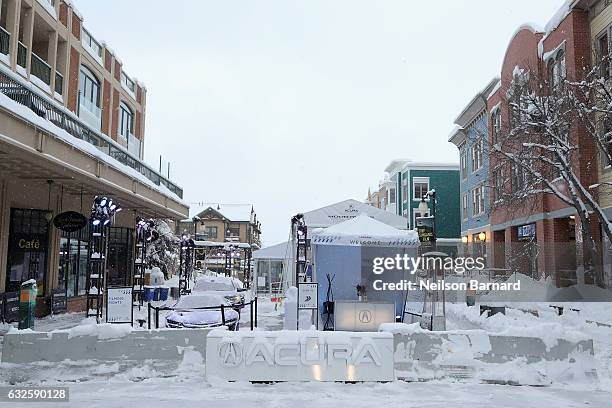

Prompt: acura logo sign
[
  {"left": 219, "top": 340, "right": 243, "bottom": 367},
  {"left": 358, "top": 310, "right": 373, "bottom": 323}
]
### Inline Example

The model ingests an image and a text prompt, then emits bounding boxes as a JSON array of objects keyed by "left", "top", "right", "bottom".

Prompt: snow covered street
[{"left": 8, "top": 375, "right": 612, "bottom": 408}]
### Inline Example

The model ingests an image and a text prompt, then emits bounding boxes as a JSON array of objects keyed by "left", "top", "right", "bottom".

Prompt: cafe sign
[{"left": 53, "top": 211, "right": 88, "bottom": 233}]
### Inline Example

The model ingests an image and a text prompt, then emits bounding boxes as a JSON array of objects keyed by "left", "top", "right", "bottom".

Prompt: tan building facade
[{"left": 0, "top": 0, "right": 188, "bottom": 314}]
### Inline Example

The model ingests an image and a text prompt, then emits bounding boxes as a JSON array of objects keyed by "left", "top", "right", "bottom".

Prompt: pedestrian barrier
[
  {"left": 1, "top": 327, "right": 213, "bottom": 364},
  {"left": 380, "top": 325, "right": 597, "bottom": 384}
]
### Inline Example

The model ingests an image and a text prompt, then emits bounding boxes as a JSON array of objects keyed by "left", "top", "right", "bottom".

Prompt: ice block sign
[{"left": 106, "top": 287, "right": 133, "bottom": 324}]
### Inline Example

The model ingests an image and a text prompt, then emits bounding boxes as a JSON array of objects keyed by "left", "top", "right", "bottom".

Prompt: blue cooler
[
  {"left": 159, "top": 286, "right": 169, "bottom": 301},
  {"left": 143, "top": 286, "right": 155, "bottom": 302},
  {"left": 152, "top": 287, "right": 161, "bottom": 301}
]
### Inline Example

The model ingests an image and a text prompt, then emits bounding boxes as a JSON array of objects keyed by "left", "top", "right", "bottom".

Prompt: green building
[{"left": 383, "top": 160, "right": 460, "bottom": 239}]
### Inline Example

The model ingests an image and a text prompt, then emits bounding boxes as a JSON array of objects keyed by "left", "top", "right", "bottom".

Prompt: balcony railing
[
  {"left": 17, "top": 42, "right": 26, "bottom": 68},
  {"left": 82, "top": 28, "right": 102, "bottom": 59},
  {"left": 121, "top": 71, "right": 135, "bottom": 93},
  {"left": 31, "top": 52, "right": 51, "bottom": 85},
  {"left": 0, "top": 69, "right": 184, "bottom": 198},
  {"left": 0, "top": 26, "right": 9, "bottom": 56},
  {"left": 55, "top": 71, "right": 63, "bottom": 95}
]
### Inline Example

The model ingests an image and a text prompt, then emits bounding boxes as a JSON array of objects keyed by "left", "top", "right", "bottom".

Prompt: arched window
[
  {"left": 119, "top": 101, "right": 134, "bottom": 138},
  {"left": 79, "top": 65, "right": 100, "bottom": 111}
]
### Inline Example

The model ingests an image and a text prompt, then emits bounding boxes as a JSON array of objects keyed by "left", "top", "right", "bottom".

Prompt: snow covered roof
[
  {"left": 453, "top": 77, "right": 500, "bottom": 128},
  {"left": 188, "top": 203, "right": 254, "bottom": 222},
  {"left": 312, "top": 213, "right": 420, "bottom": 247},
  {"left": 252, "top": 241, "right": 291, "bottom": 260},
  {"left": 302, "top": 199, "right": 409, "bottom": 229}
]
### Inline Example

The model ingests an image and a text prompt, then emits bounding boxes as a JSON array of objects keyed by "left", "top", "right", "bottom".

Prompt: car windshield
[{"left": 194, "top": 281, "right": 235, "bottom": 292}]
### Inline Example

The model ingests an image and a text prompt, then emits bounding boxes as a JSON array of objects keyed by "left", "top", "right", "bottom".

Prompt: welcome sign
[{"left": 206, "top": 330, "right": 394, "bottom": 382}]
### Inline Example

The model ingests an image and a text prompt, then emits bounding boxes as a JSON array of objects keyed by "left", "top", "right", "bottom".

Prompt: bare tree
[{"left": 483, "top": 59, "right": 612, "bottom": 288}]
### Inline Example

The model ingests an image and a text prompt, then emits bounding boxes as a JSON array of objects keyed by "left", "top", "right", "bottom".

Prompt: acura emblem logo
[
  {"left": 218, "top": 340, "right": 243, "bottom": 367},
  {"left": 359, "top": 310, "right": 373, "bottom": 323}
]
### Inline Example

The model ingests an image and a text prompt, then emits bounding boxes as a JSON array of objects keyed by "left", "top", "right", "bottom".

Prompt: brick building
[{"left": 486, "top": 4, "right": 597, "bottom": 283}]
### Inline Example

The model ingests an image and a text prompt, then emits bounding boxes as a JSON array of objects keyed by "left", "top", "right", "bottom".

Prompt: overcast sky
[{"left": 77, "top": 0, "right": 564, "bottom": 246}]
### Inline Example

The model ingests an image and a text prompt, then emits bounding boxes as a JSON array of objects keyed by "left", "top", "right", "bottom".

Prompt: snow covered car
[
  {"left": 192, "top": 277, "right": 246, "bottom": 309},
  {"left": 165, "top": 293, "right": 239, "bottom": 330}
]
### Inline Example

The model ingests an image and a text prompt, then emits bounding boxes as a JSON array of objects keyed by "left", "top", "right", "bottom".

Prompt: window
[
  {"left": 389, "top": 188, "right": 396, "bottom": 204},
  {"left": 472, "top": 138, "right": 483, "bottom": 171},
  {"left": 512, "top": 165, "right": 525, "bottom": 192},
  {"left": 402, "top": 178, "right": 408, "bottom": 202},
  {"left": 460, "top": 144, "right": 467, "bottom": 179},
  {"left": 492, "top": 110, "right": 501, "bottom": 144},
  {"left": 226, "top": 225, "right": 240, "bottom": 239},
  {"left": 472, "top": 185, "right": 485, "bottom": 215},
  {"left": 548, "top": 50, "right": 566, "bottom": 90},
  {"left": 119, "top": 102, "right": 134, "bottom": 139},
  {"left": 598, "top": 32, "right": 610, "bottom": 79},
  {"left": 462, "top": 193, "right": 468, "bottom": 220},
  {"left": 413, "top": 177, "right": 430, "bottom": 201},
  {"left": 493, "top": 166, "right": 503, "bottom": 202},
  {"left": 79, "top": 65, "right": 100, "bottom": 112},
  {"left": 602, "top": 116, "right": 612, "bottom": 167},
  {"left": 197, "top": 226, "right": 218, "bottom": 240}
]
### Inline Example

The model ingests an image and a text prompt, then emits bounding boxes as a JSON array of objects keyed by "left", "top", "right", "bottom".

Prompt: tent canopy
[
  {"left": 302, "top": 199, "right": 409, "bottom": 230},
  {"left": 252, "top": 241, "right": 291, "bottom": 260},
  {"left": 312, "top": 213, "right": 420, "bottom": 247}
]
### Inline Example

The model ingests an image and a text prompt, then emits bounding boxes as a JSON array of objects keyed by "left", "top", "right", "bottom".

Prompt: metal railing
[
  {"left": 17, "top": 42, "right": 26, "bottom": 68},
  {"left": 147, "top": 297, "right": 258, "bottom": 330},
  {"left": 31, "top": 52, "right": 51, "bottom": 85},
  {"left": 55, "top": 71, "right": 63, "bottom": 95},
  {"left": 82, "top": 28, "right": 102, "bottom": 58},
  {"left": 0, "top": 69, "right": 184, "bottom": 198},
  {"left": 121, "top": 71, "right": 135, "bottom": 93},
  {"left": 0, "top": 26, "right": 9, "bottom": 55}
]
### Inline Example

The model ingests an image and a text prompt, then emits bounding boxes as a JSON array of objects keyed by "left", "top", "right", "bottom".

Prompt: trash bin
[
  {"left": 158, "top": 286, "right": 169, "bottom": 301},
  {"left": 152, "top": 287, "right": 161, "bottom": 301},
  {"left": 143, "top": 286, "right": 155, "bottom": 302},
  {"left": 19, "top": 279, "right": 37, "bottom": 330}
]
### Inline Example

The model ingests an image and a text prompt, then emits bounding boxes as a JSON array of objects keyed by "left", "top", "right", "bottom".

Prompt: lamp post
[{"left": 192, "top": 216, "right": 201, "bottom": 240}]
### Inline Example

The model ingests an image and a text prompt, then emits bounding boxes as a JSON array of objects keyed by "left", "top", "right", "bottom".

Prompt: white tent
[
  {"left": 312, "top": 213, "right": 420, "bottom": 247},
  {"left": 302, "top": 199, "right": 409, "bottom": 230}
]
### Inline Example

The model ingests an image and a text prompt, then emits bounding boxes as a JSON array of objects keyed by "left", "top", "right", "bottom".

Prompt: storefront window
[{"left": 5, "top": 209, "right": 49, "bottom": 295}]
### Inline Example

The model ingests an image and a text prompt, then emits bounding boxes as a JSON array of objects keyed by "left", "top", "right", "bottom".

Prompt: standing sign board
[
  {"left": 106, "top": 287, "right": 133, "bottom": 324},
  {"left": 4, "top": 292, "right": 20, "bottom": 323},
  {"left": 298, "top": 282, "right": 318, "bottom": 309},
  {"left": 403, "top": 288, "right": 425, "bottom": 317},
  {"left": 51, "top": 288, "right": 67, "bottom": 314}
]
